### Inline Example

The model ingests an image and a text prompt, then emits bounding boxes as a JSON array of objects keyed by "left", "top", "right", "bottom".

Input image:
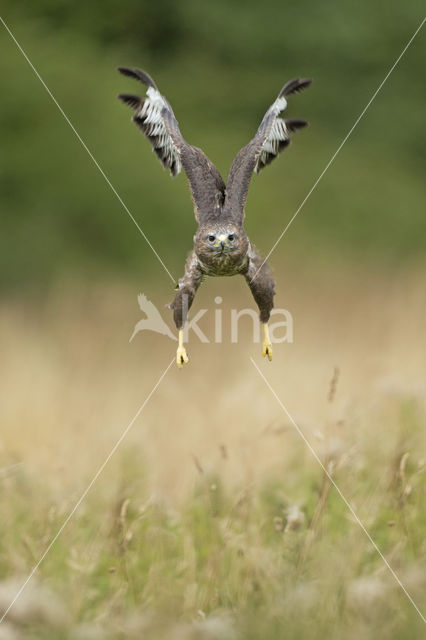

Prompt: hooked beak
[{"left": 215, "top": 234, "right": 229, "bottom": 250}]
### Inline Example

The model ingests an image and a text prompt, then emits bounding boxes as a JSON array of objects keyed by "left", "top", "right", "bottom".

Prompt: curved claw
[
  {"left": 176, "top": 345, "right": 189, "bottom": 369},
  {"left": 176, "top": 329, "right": 189, "bottom": 369},
  {"left": 262, "top": 342, "right": 273, "bottom": 361}
]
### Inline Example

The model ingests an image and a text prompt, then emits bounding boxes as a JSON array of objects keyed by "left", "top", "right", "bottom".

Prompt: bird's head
[{"left": 195, "top": 223, "right": 248, "bottom": 262}]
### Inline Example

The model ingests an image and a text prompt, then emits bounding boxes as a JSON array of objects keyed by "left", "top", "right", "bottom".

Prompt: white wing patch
[
  {"left": 134, "top": 87, "right": 182, "bottom": 176},
  {"left": 254, "top": 96, "right": 289, "bottom": 174}
]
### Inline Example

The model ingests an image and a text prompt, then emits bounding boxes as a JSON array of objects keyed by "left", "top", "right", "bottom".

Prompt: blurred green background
[{"left": 0, "top": 0, "right": 424, "bottom": 292}]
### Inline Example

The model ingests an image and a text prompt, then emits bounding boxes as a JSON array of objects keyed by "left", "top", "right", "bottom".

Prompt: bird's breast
[{"left": 197, "top": 252, "right": 248, "bottom": 277}]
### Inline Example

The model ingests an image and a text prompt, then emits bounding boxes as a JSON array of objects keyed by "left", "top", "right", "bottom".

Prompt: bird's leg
[
  {"left": 244, "top": 247, "right": 275, "bottom": 361},
  {"left": 176, "top": 328, "right": 189, "bottom": 369},
  {"left": 262, "top": 322, "right": 273, "bottom": 361},
  {"left": 170, "top": 251, "right": 203, "bottom": 369}
]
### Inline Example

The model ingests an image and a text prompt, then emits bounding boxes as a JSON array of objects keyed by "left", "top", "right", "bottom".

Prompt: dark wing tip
[
  {"left": 285, "top": 118, "right": 309, "bottom": 132},
  {"left": 117, "top": 93, "right": 143, "bottom": 110},
  {"left": 117, "top": 66, "right": 138, "bottom": 79},
  {"left": 279, "top": 77, "right": 313, "bottom": 98},
  {"left": 117, "top": 66, "right": 158, "bottom": 90}
]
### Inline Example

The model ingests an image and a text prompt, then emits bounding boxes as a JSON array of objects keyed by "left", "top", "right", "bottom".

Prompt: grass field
[{"left": 0, "top": 264, "right": 425, "bottom": 639}]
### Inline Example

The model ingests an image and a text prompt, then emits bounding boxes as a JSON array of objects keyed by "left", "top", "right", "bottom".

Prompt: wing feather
[
  {"left": 118, "top": 67, "right": 225, "bottom": 223},
  {"left": 224, "top": 78, "right": 312, "bottom": 220}
]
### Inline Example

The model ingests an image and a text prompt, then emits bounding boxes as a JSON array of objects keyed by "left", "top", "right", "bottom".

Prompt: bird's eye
[
  {"left": 228, "top": 234, "right": 235, "bottom": 241},
  {"left": 208, "top": 235, "right": 216, "bottom": 243}
]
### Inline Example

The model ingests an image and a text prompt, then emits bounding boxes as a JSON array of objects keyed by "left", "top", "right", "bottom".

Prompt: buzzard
[{"left": 118, "top": 67, "right": 312, "bottom": 368}]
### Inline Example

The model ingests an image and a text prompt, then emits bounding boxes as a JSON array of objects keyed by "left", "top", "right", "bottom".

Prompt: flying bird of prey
[{"left": 118, "top": 67, "right": 312, "bottom": 368}]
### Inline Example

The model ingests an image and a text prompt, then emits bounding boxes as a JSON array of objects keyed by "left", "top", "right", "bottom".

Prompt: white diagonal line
[
  {"left": 251, "top": 17, "right": 425, "bottom": 283},
  {"left": 0, "top": 358, "right": 174, "bottom": 625},
  {"left": 250, "top": 357, "right": 426, "bottom": 623},
  {"left": 0, "top": 16, "right": 175, "bottom": 284}
]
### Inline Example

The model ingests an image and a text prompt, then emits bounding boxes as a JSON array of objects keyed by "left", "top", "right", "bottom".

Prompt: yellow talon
[
  {"left": 176, "top": 329, "right": 189, "bottom": 369},
  {"left": 262, "top": 323, "right": 273, "bottom": 361}
]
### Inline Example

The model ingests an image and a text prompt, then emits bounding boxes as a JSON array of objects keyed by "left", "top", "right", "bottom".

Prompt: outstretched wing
[
  {"left": 224, "top": 78, "right": 312, "bottom": 220},
  {"left": 118, "top": 67, "right": 225, "bottom": 223}
]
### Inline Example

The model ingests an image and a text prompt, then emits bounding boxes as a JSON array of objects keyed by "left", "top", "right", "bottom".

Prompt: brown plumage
[{"left": 118, "top": 67, "right": 312, "bottom": 366}]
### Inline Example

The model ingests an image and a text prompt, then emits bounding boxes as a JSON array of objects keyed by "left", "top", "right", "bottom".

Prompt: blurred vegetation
[
  {"left": 0, "top": 0, "right": 425, "bottom": 291},
  {"left": 1, "top": 391, "right": 425, "bottom": 638}
]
